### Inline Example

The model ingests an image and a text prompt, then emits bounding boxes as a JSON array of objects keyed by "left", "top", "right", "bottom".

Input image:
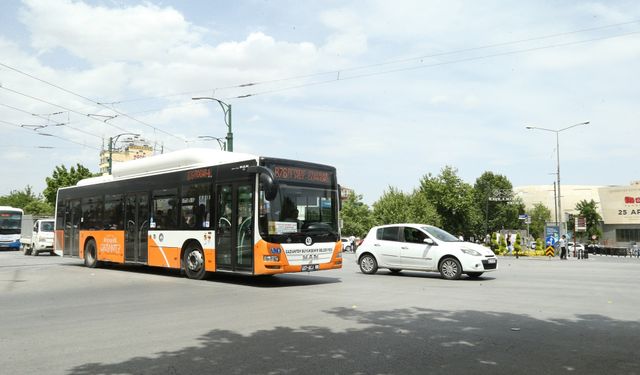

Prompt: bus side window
[{"left": 153, "top": 189, "right": 178, "bottom": 230}]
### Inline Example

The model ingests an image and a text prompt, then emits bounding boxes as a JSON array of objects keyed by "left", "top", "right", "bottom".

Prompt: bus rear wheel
[
  {"left": 183, "top": 244, "right": 207, "bottom": 280},
  {"left": 84, "top": 239, "right": 99, "bottom": 268}
]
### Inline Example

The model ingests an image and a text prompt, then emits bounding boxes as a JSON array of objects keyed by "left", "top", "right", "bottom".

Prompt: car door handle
[
  {"left": 374, "top": 244, "right": 381, "bottom": 247},
  {"left": 401, "top": 247, "right": 408, "bottom": 249}
]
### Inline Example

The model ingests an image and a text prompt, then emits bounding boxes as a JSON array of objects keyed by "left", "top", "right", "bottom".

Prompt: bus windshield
[
  {"left": 259, "top": 183, "right": 339, "bottom": 244},
  {"left": 0, "top": 212, "right": 22, "bottom": 235}
]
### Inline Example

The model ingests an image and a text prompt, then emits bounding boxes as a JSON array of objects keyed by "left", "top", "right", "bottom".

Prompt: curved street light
[
  {"left": 197, "top": 135, "right": 226, "bottom": 150},
  {"left": 526, "top": 121, "right": 590, "bottom": 237},
  {"left": 192, "top": 97, "right": 233, "bottom": 152},
  {"left": 108, "top": 132, "right": 140, "bottom": 174}
]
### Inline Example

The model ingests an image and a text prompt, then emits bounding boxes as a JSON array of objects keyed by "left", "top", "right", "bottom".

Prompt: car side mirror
[{"left": 424, "top": 238, "right": 435, "bottom": 246}]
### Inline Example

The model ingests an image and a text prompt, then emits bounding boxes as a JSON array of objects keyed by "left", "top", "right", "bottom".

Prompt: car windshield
[
  {"left": 421, "top": 225, "right": 460, "bottom": 242},
  {"left": 41, "top": 221, "right": 54, "bottom": 232}
]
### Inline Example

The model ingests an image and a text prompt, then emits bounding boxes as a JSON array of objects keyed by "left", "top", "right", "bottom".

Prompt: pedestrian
[
  {"left": 506, "top": 232, "right": 513, "bottom": 254},
  {"left": 559, "top": 235, "right": 567, "bottom": 260}
]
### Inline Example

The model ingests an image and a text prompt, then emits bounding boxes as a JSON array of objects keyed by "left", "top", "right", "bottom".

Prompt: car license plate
[
  {"left": 487, "top": 258, "right": 497, "bottom": 264},
  {"left": 301, "top": 264, "right": 319, "bottom": 272}
]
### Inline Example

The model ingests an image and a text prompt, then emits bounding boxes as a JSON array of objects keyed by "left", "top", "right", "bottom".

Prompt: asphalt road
[{"left": 1, "top": 249, "right": 639, "bottom": 374}]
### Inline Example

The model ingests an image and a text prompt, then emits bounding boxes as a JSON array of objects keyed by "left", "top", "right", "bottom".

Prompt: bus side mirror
[{"left": 247, "top": 166, "right": 278, "bottom": 201}]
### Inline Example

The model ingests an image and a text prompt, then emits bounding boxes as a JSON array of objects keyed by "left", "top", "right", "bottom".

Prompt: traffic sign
[
  {"left": 546, "top": 236, "right": 557, "bottom": 246},
  {"left": 545, "top": 246, "right": 555, "bottom": 257},
  {"left": 518, "top": 214, "right": 529, "bottom": 220}
]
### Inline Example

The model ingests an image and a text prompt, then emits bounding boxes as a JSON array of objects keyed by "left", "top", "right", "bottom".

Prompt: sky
[{"left": 0, "top": 0, "right": 639, "bottom": 205}]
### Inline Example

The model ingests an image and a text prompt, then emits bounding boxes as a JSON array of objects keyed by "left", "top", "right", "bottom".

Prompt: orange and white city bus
[{"left": 54, "top": 149, "right": 343, "bottom": 279}]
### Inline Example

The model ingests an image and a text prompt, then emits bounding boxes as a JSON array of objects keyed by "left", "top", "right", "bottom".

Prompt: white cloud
[{"left": 20, "top": 0, "right": 202, "bottom": 63}]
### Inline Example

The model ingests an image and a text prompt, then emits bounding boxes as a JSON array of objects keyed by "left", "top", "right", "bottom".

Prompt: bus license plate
[{"left": 302, "top": 264, "right": 319, "bottom": 272}]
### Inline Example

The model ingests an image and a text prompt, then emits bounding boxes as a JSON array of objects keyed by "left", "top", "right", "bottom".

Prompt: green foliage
[
  {"left": 372, "top": 186, "right": 413, "bottom": 225},
  {"left": 575, "top": 199, "right": 602, "bottom": 243},
  {"left": 528, "top": 203, "right": 551, "bottom": 240},
  {"left": 340, "top": 191, "right": 374, "bottom": 238},
  {"left": 473, "top": 171, "right": 524, "bottom": 234},
  {"left": 497, "top": 234, "right": 507, "bottom": 255},
  {"left": 43, "top": 164, "right": 96, "bottom": 206},
  {"left": 0, "top": 186, "right": 53, "bottom": 216},
  {"left": 418, "top": 166, "right": 479, "bottom": 237},
  {"left": 490, "top": 232, "right": 498, "bottom": 251},
  {"left": 536, "top": 238, "right": 543, "bottom": 251},
  {"left": 514, "top": 232, "right": 522, "bottom": 254}
]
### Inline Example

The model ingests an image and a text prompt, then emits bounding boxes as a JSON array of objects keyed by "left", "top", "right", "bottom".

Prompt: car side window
[
  {"left": 403, "top": 227, "right": 427, "bottom": 244},
  {"left": 377, "top": 227, "right": 400, "bottom": 241}
]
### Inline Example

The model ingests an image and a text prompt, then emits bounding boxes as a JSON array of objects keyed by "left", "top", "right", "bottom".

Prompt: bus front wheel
[
  {"left": 84, "top": 239, "right": 99, "bottom": 268},
  {"left": 183, "top": 244, "right": 207, "bottom": 280}
]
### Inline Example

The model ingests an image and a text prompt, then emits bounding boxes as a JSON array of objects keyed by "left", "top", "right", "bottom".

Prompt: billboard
[{"left": 599, "top": 187, "right": 640, "bottom": 224}]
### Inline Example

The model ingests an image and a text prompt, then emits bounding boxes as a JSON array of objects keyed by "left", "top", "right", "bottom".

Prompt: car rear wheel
[
  {"left": 439, "top": 257, "right": 462, "bottom": 280},
  {"left": 359, "top": 254, "right": 378, "bottom": 275}
]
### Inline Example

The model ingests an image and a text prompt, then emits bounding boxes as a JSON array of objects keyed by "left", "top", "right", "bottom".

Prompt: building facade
[
  {"left": 99, "top": 137, "right": 154, "bottom": 174},
  {"left": 515, "top": 182, "right": 640, "bottom": 247}
]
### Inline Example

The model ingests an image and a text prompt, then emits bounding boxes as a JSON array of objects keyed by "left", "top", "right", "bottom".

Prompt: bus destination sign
[
  {"left": 273, "top": 166, "right": 330, "bottom": 184},
  {"left": 186, "top": 168, "right": 212, "bottom": 181}
]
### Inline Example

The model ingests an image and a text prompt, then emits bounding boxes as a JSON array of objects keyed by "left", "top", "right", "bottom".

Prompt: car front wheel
[
  {"left": 359, "top": 254, "right": 378, "bottom": 275},
  {"left": 439, "top": 257, "right": 462, "bottom": 280}
]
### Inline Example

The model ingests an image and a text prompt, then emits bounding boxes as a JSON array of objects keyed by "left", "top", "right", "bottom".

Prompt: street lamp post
[
  {"left": 526, "top": 121, "right": 590, "bottom": 238},
  {"left": 197, "top": 135, "right": 226, "bottom": 150},
  {"left": 108, "top": 132, "right": 140, "bottom": 174},
  {"left": 192, "top": 97, "right": 233, "bottom": 152}
]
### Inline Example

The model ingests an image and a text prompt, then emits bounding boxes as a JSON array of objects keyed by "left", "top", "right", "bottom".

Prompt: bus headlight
[{"left": 263, "top": 255, "right": 279, "bottom": 262}]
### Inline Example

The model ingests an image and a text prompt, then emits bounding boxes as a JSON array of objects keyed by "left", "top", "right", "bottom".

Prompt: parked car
[
  {"left": 355, "top": 223, "right": 497, "bottom": 280},
  {"left": 341, "top": 238, "right": 352, "bottom": 252},
  {"left": 568, "top": 242, "right": 585, "bottom": 257}
]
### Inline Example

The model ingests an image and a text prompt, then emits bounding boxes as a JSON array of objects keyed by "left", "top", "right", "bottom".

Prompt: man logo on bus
[{"left": 305, "top": 237, "right": 313, "bottom": 246}]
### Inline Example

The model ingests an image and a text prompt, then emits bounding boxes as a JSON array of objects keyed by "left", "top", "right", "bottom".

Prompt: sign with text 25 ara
[{"left": 599, "top": 188, "right": 640, "bottom": 224}]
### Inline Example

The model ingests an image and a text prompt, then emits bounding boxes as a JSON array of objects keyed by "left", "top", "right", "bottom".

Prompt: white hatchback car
[{"left": 355, "top": 224, "right": 497, "bottom": 280}]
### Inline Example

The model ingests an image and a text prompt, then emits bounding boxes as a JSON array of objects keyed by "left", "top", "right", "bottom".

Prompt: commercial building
[{"left": 515, "top": 182, "right": 640, "bottom": 247}]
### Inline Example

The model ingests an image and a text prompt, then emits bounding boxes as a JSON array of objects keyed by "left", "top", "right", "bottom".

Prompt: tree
[
  {"left": 575, "top": 199, "right": 602, "bottom": 243},
  {"left": 514, "top": 232, "right": 522, "bottom": 257},
  {"left": 418, "top": 166, "right": 479, "bottom": 237},
  {"left": 473, "top": 171, "right": 526, "bottom": 235},
  {"left": 528, "top": 203, "right": 551, "bottom": 240},
  {"left": 43, "top": 164, "right": 96, "bottom": 206},
  {"left": 340, "top": 191, "right": 373, "bottom": 238},
  {"left": 372, "top": 186, "right": 413, "bottom": 225},
  {"left": 0, "top": 186, "right": 53, "bottom": 216}
]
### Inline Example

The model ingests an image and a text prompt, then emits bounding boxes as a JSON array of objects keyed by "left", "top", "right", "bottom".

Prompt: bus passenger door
[
  {"left": 125, "top": 193, "right": 149, "bottom": 263},
  {"left": 63, "top": 199, "right": 81, "bottom": 257},
  {"left": 215, "top": 183, "right": 254, "bottom": 272}
]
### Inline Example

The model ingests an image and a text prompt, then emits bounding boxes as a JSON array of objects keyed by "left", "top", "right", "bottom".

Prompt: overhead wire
[
  {"left": 221, "top": 28, "right": 640, "bottom": 100},
  {"left": 97, "top": 19, "right": 640, "bottom": 105},
  {"left": 0, "top": 61, "right": 189, "bottom": 145},
  {"left": 0, "top": 118, "right": 100, "bottom": 150},
  {"left": 0, "top": 102, "right": 102, "bottom": 139}
]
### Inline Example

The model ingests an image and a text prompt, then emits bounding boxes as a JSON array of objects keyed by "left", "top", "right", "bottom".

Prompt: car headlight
[{"left": 461, "top": 248, "right": 482, "bottom": 256}]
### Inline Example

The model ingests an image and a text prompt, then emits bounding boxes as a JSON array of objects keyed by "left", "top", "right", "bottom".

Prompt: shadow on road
[
  {"left": 63, "top": 262, "right": 342, "bottom": 288},
  {"left": 68, "top": 307, "right": 639, "bottom": 374}
]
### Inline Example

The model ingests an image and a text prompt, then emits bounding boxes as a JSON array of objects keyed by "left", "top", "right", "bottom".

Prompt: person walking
[{"left": 559, "top": 235, "right": 568, "bottom": 260}]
